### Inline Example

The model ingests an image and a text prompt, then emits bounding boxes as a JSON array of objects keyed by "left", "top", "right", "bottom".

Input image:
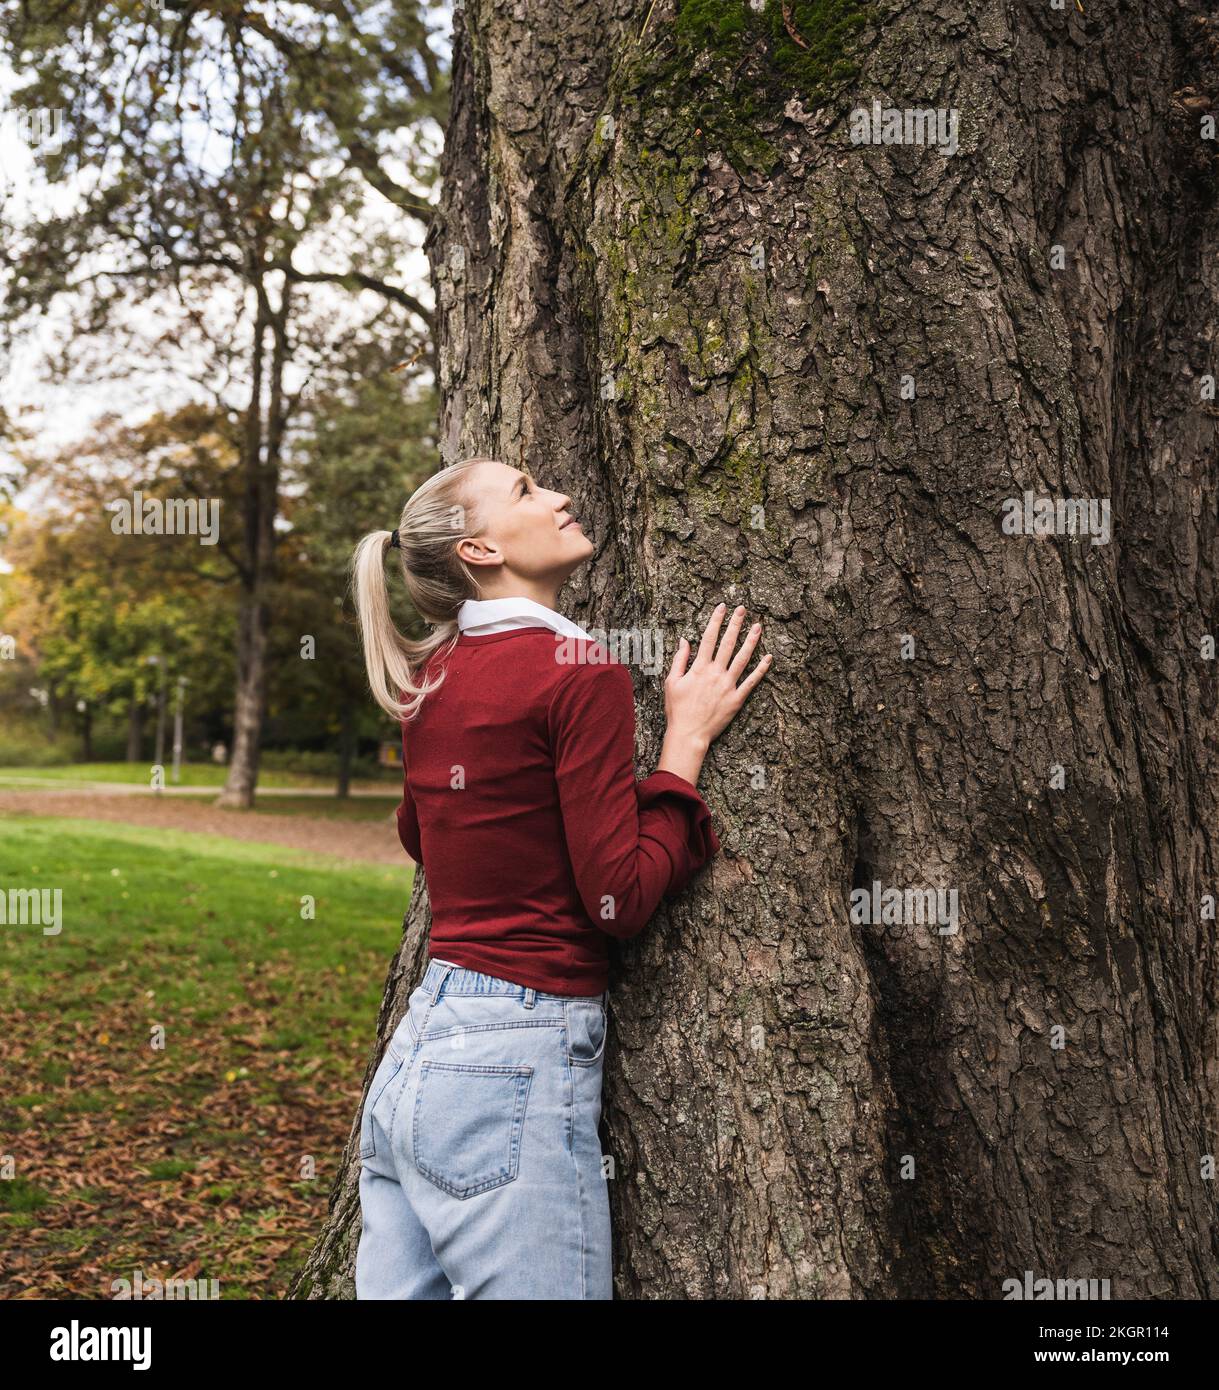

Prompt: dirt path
[{"left": 0, "top": 789, "right": 412, "bottom": 866}]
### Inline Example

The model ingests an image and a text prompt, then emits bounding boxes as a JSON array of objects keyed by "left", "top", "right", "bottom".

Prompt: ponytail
[{"left": 351, "top": 458, "right": 494, "bottom": 722}]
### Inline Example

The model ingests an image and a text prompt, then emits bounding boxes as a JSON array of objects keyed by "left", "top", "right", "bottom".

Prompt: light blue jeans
[{"left": 355, "top": 958, "right": 612, "bottom": 1299}]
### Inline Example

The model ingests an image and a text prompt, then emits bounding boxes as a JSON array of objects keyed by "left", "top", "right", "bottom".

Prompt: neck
[{"left": 472, "top": 577, "right": 563, "bottom": 610}]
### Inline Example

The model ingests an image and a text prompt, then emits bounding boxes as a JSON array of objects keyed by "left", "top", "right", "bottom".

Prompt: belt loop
[
  {"left": 429, "top": 960, "right": 456, "bottom": 1001},
  {"left": 523, "top": 987, "right": 536, "bottom": 1010},
  {"left": 410, "top": 961, "right": 456, "bottom": 1049}
]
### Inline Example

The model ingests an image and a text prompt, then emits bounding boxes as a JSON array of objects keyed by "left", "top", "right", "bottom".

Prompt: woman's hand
[{"left": 657, "top": 604, "right": 772, "bottom": 785}]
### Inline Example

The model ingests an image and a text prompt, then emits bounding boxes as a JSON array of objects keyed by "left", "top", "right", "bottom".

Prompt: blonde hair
[{"left": 351, "top": 457, "right": 496, "bottom": 721}]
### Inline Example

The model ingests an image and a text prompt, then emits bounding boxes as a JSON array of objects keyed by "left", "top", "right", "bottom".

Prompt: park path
[{"left": 0, "top": 788, "right": 412, "bottom": 866}]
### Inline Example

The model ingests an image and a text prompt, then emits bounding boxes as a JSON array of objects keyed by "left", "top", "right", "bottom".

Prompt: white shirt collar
[{"left": 457, "top": 596, "right": 593, "bottom": 642}]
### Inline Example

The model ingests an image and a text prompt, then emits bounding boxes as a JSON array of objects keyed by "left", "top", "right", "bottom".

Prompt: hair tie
[{"left": 389, "top": 529, "right": 401, "bottom": 549}]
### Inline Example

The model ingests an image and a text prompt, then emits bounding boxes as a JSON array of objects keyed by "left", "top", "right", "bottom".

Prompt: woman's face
[{"left": 458, "top": 460, "right": 594, "bottom": 586}]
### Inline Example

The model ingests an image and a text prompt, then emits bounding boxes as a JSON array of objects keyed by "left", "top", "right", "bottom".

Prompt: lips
[{"left": 560, "top": 517, "right": 580, "bottom": 530}]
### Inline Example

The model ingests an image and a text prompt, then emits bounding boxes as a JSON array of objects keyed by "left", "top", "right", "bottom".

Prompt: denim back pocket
[
  {"left": 564, "top": 999, "right": 607, "bottom": 1067},
  {"left": 359, "top": 1044, "right": 407, "bottom": 1161},
  {"left": 412, "top": 1062, "right": 533, "bottom": 1199}
]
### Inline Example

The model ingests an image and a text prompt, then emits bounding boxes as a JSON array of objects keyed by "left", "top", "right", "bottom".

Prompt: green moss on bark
[
  {"left": 676, "top": 0, "right": 872, "bottom": 95},
  {"left": 615, "top": 0, "right": 875, "bottom": 174}
]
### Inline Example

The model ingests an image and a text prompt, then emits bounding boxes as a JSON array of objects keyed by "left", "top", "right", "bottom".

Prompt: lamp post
[
  {"left": 172, "top": 677, "right": 189, "bottom": 785},
  {"left": 145, "top": 655, "right": 168, "bottom": 768}
]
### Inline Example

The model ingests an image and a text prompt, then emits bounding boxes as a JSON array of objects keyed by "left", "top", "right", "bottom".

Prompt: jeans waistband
[{"left": 422, "top": 958, "right": 606, "bottom": 1006}]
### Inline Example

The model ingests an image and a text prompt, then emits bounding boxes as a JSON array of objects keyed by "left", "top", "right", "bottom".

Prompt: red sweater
[{"left": 395, "top": 628, "right": 720, "bottom": 995}]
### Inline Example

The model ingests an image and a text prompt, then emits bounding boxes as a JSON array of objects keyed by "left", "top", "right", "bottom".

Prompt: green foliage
[
  {"left": 1, "top": 409, "right": 239, "bottom": 756},
  {"left": 274, "top": 369, "right": 439, "bottom": 754},
  {"left": 0, "top": 728, "right": 75, "bottom": 767}
]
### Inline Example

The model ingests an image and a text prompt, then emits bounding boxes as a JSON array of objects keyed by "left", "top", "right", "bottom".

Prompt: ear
[{"left": 456, "top": 536, "right": 504, "bottom": 569}]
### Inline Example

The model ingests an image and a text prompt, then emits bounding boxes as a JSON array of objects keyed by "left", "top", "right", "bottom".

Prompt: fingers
[
  {"left": 715, "top": 606, "right": 748, "bottom": 666},
  {"left": 734, "top": 652, "right": 773, "bottom": 702},
  {"left": 695, "top": 602, "right": 727, "bottom": 665},
  {"left": 727, "top": 619, "right": 762, "bottom": 679},
  {"left": 667, "top": 636, "right": 691, "bottom": 683}
]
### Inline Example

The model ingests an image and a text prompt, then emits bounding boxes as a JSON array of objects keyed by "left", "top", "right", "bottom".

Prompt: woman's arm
[
  {"left": 549, "top": 659, "right": 718, "bottom": 939},
  {"left": 549, "top": 604, "right": 771, "bottom": 935},
  {"left": 396, "top": 739, "right": 423, "bottom": 865},
  {"left": 656, "top": 727, "right": 709, "bottom": 787}
]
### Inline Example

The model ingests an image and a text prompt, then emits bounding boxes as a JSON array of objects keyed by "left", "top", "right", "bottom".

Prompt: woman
[{"left": 349, "top": 456, "right": 771, "bottom": 1299}]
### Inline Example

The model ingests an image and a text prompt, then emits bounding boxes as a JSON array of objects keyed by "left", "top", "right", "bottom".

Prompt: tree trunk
[
  {"left": 80, "top": 704, "right": 93, "bottom": 763},
  {"left": 337, "top": 701, "right": 356, "bottom": 799},
  {"left": 218, "top": 278, "right": 285, "bottom": 809},
  {"left": 294, "top": 0, "right": 1219, "bottom": 1298},
  {"left": 125, "top": 700, "right": 144, "bottom": 764}
]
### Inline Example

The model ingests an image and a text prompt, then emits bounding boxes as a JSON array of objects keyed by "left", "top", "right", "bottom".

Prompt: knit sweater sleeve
[
  {"left": 547, "top": 656, "right": 720, "bottom": 938},
  {"left": 395, "top": 725, "right": 423, "bottom": 865}
]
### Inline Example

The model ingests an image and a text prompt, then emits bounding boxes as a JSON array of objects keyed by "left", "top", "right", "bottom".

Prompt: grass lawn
[
  {"left": 0, "top": 815, "right": 414, "bottom": 1299},
  {"left": 0, "top": 761, "right": 400, "bottom": 792}
]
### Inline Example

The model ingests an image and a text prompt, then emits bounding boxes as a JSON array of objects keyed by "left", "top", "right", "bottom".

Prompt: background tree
[
  {"left": 1, "top": 372, "right": 436, "bottom": 783},
  {"left": 0, "top": 0, "right": 444, "bottom": 805},
  {"left": 295, "top": 0, "right": 1219, "bottom": 1298},
  {"left": 2, "top": 411, "right": 237, "bottom": 764},
  {"left": 277, "top": 363, "right": 438, "bottom": 797}
]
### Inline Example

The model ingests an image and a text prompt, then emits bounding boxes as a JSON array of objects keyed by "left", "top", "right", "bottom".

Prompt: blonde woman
[{"left": 350, "top": 456, "right": 771, "bottom": 1299}]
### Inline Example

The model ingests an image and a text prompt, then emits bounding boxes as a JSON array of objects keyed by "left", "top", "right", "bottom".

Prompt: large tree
[{"left": 295, "top": 0, "right": 1219, "bottom": 1298}]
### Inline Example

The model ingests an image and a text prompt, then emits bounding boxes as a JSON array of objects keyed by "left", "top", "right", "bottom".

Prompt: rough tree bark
[{"left": 293, "top": 0, "right": 1219, "bottom": 1298}]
